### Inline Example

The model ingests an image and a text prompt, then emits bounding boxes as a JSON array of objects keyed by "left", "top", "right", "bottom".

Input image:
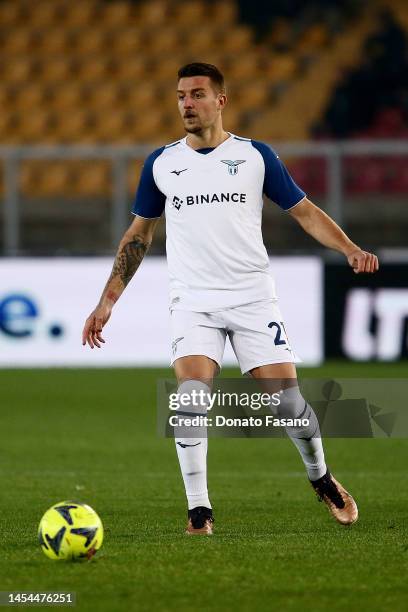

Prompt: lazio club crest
[{"left": 221, "top": 160, "right": 246, "bottom": 175}]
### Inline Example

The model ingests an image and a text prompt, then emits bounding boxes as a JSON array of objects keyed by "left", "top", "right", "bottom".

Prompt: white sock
[
  {"left": 277, "top": 386, "right": 327, "bottom": 481},
  {"left": 174, "top": 380, "right": 212, "bottom": 510}
]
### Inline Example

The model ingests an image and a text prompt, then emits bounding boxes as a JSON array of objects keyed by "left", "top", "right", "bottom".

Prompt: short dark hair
[{"left": 177, "top": 62, "right": 225, "bottom": 92}]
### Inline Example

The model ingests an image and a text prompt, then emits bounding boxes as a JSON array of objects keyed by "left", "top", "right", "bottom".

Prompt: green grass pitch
[{"left": 0, "top": 362, "right": 407, "bottom": 611}]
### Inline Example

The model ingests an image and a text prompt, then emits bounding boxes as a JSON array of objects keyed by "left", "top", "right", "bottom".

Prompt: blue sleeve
[
  {"left": 132, "top": 147, "right": 166, "bottom": 218},
  {"left": 251, "top": 140, "right": 306, "bottom": 210}
]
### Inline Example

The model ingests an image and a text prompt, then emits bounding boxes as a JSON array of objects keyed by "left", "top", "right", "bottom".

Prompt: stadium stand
[
  {"left": 0, "top": 0, "right": 407, "bottom": 254},
  {"left": 0, "top": 0, "right": 354, "bottom": 147},
  {"left": 289, "top": 3, "right": 408, "bottom": 197},
  {"left": 0, "top": 2, "right": 372, "bottom": 177},
  {"left": 316, "top": 8, "right": 408, "bottom": 139}
]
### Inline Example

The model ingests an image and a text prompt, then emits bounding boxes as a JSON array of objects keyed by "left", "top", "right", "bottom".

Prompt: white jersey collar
[{"left": 182, "top": 132, "right": 235, "bottom": 156}]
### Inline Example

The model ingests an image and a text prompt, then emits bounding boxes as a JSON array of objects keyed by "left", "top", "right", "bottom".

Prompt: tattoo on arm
[
  {"left": 111, "top": 234, "right": 150, "bottom": 287},
  {"left": 101, "top": 234, "right": 150, "bottom": 304}
]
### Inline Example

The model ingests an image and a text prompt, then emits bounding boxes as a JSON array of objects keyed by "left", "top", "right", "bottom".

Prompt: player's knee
[
  {"left": 173, "top": 380, "right": 210, "bottom": 441},
  {"left": 175, "top": 379, "right": 211, "bottom": 415},
  {"left": 175, "top": 356, "right": 217, "bottom": 383},
  {"left": 276, "top": 385, "right": 308, "bottom": 420},
  {"left": 276, "top": 385, "right": 320, "bottom": 439}
]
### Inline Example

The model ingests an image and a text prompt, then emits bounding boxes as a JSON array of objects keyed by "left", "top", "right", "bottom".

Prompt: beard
[
  {"left": 184, "top": 125, "right": 203, "bottom": 134},
  {"left": 183, "top": 115, "right": 203, "bottom": 134}
]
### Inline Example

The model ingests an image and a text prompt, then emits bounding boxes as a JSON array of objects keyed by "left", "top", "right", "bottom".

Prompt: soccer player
[{"left": 82, "top": 63, "right": 379, "bottom": 535}]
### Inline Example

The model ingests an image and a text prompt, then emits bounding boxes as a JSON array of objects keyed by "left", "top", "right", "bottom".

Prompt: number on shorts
[{"left": 268, "top": 321, "right": 286, "bottom": 346}]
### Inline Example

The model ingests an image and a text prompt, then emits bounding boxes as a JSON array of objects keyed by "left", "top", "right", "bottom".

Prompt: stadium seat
[
  {"left": 87, "top": 83, "right": 123, "bottom": 113},
  {"left": 227, "top": 52, "right": 262, "bottom": 80},
  {"left": 0, "top": 1, "right": 23, "bottom": 24},
  {"left": 23, "top": 159, "right": 111, "bottom": 198},
  {"left": 183, "top": 27, "right": 217, "bottom": 54},
  {"left": 221, "top": 26, "right": 252, "bottom": 53},
  {"left": 61, "top": 4, "right": 97, "bottom": 28},
  {"left": 160, "top": 125, "right": 184, "bottom": 143},
  {"left": 0, "top": 87, "right": 12, "bottom": 111},
  {"left": 24, "top": 2, "right": 61, "bottom": 28},
  {"left": 157, "top": 81, "right": 182, "bottom": 113},
  {"left": 370, "top": 108, "right": 406, "bottom": 138},
  {"left": 2, "top": 57, "right": 36, "bottom": 83},
  {"left": 211, "top": 0, "right": 237, "bottom": 25},
  {"left": 0, "top": 113, "right": 19, "bottom": 143},
  {"left": 221, "top": 107, "right": 242, "bottom": 133},
  {"left": 93, "top": 113, "right": 128, "bottom": 142},
  {"left": 264, "top": 54, "right": 298, "bottom": 84},
  {"left": 113, "top": 57, "right": 146, "bottom": 82},
  {"left": 144, "top": 29, "right": 181, "bottom": 56},
  {"left": 233, "top": 80, "right": 270, "bottom": 111},
  {"left": 72, "top": 30, "right": 107, "bottom": 57},
  {"left": 20, "top": 161, "right": 72, "bottom": 197},
  {"left": 76, "top": 58, "right": 112, "bottom": 83},
  {"left": 14, "top": 84, "right": 46, "bottom": 114},
  {"left": 344, "top": 157, "right": 387, "bottom": 194},
  {"left": 385, "top": 157, "right": 408, "bottom": 193},
  {"left": 35, "top": 29, "right": 71, "bottom": 56},
  {"left": 267, "top": 18, "right": 293, "bottom": 50},
  {"left": 149, "top": 57, "right": 184, "bottom": 81},
  {"left": 173, "top": 1, "right": 206, "bottom": 26},
  {"left": 99, "top": 1, "right": 134, "bottom": 27},
  {"left": 74, "top": 162, "right": 111, "bottom": 197},
  {"left": 296, "top": 24, "right": 329, "bottom": 56},
  {"left": 111, "top": 28, "right": 143, "bottom": 57},
  {"left": 2, "top": 29, "right": 33, "bottom": 54},
  {"left": 137, "top": 0, "right": 170, "bottom": 27},
  {"left": 247, "top": 107, "right": 307, "bottom": 141},
  {"left": 54, "top": 110, "right": 94, "bottom": 142},
  {"left": 39, "top": 58, "right": 75, "bottom": 82},
  {"left": 125, "top": 84, "right": 158, "bottom": 110},
  {"left": 125, "top": 112, "right": 165, "bottom": 142},
  {"left": 50, "top": 83, "right": 85, "bottom": 113},
  {"left": 18, "top": 110, "right": 55, "bottom": 143},
  {"left": 288, "top": 158, "right": 327, "bottom": 195}
]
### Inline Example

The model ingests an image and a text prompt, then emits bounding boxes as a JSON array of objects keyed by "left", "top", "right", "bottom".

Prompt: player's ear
[{"left": 217, "top": 92, "right": 227, "bottom": 111}]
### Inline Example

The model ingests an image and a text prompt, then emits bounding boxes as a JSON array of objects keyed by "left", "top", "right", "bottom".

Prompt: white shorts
[{"left": 169, "top": 299, "right": 297, "bottom": 375}]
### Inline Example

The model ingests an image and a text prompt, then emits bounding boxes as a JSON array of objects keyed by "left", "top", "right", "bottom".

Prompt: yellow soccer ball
[{"left": 38, "top": 501, "right": 104, "bottom": 560}]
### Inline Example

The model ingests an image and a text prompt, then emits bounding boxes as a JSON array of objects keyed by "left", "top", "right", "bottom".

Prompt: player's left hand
[{"left": 346, "top": 249, "right": 379, "bottom": 274}]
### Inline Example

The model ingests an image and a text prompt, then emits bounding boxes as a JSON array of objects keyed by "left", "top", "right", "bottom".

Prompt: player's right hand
[{"left": 82, "top": 303, "right": 112, "bottom": 349}]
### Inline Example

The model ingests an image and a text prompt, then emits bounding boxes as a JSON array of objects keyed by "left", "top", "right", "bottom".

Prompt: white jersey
[{"left": 132, "top": 134, "right": 305, "bottom": 311}]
